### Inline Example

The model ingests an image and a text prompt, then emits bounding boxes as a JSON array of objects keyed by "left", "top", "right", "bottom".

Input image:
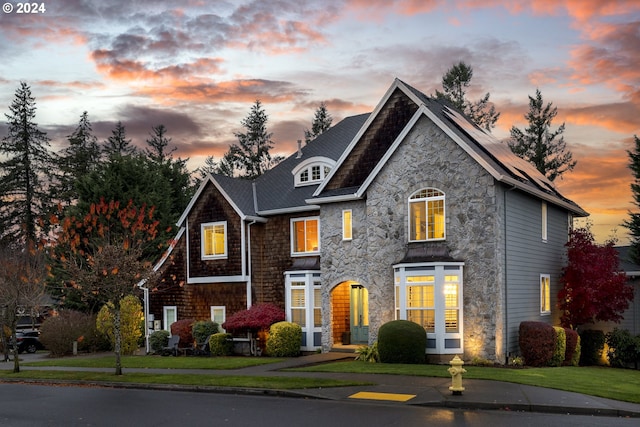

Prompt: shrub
[
  {"left": 209, "top": 333, "right": 234, "bottom": 356},
  {"left": 605, "top": 328, "right": 640, "bottom": 368},
  {"left": 572, "top": 334, "right": 582, "bottom": 366},
  {"left": 170, "top": 319, "right": 196, "bottom": 346},
  {"left": 564, "top": 328, "right": 579, "bottom": 366},
  {"left": 579, "top": 329, "right": 605, "bottom": 365},
  {"left": 40, "top": 310, "right": 105, "bottom": 356},
  {"left": 96, "top": 295, "right": 143, "bottom": 355},
  {"left": 222, "top": 303, "right": 285, "bottom": 333},
  {"left": 149, "top": 330, "right": 170, "bottom": 354},
  {"left": 377, "top": 320, "right": 426, "bottom": 364},
  {"left": 266, "top": 321, "right": 302, "bottom": 357},
  {"left": 471, "top": 356, "right": 494, "bottom": 366},
  {"left": 192, "top": 320, "right": 219, "bottom": 345},
  {"left": 550, "top": 326, "right": 566, "bottom": 367},
  {"left": 518, "top": 321, "right": 555, "bottom": 367},
  {"left": 355, "top": 342, "right": 379, "bottom": 363}
]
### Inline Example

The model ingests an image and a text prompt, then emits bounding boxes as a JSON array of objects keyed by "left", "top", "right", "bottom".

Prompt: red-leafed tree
[
  {"left": 49, "top": 199, "right": 159, "bottom": 374},
  {"left": 223, "top": 303, "right": 285, "bottom": 333},
  {"left": 558, "top": 227, "right": 633, "bottom": 329}
]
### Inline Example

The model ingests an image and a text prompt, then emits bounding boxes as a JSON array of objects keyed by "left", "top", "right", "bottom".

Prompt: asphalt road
[{"left": 0, "top": 383, "right": 636, "bottom": 427}]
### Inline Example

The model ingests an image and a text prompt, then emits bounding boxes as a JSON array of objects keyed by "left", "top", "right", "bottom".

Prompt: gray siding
[{"left": 504, "top": 189, "right": 569, "bottom": 356}]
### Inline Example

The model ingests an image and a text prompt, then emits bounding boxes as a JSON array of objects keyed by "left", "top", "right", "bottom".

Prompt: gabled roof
[
  {"left": 250, "top": 113, "right": 368, "bottom": 215},
  {"left": 615, "top": 246, "right": 640, "bottom": 277},
  {"left": 311, "top": 78, "right": 588, "bottom": 217}
]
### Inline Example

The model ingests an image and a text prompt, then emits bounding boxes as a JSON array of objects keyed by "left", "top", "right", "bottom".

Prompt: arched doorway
[{"left": 331, "top": 281, "right": 369, "bottom": 345}]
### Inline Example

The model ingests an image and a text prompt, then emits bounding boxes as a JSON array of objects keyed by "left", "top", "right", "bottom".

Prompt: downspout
[
  {"left": 143, "top": 285, "right": 150, "bottom": 354},
  {"left": 246, "top": 220, "right": 256, "bottom": 309},
  {"left": 503, "top": 185, "right": 516, "bottom": 364}
]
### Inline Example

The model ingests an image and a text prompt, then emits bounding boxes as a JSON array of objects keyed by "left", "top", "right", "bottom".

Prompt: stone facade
[{"left": 320, "top": 114, "right": 506, "bottom": 361}]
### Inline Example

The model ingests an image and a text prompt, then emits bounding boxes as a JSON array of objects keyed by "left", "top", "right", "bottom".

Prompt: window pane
[
  {"left": 291, "top": 309, "right": 306, "bottom": 326},
  {"left": 407, "top": 285, "right": 434, "bottom": 308},
  {"left": 314, "top": 288, "right": 321, "bottom": 327},
  {"left": 428, "top": 199, "right": 444, "bottom": 239},
  {"left": 445, "top": 309, "right": 458, "bottom": 332},
  {"left": 305, "top": 219, "right": 318, "bottom": 252},
  {"left": 410, "top": 201, "right": 426, "bottom": 240},
  {"left": 444, "top": 283, "right": 458, "bottom": 308},
  {"left": 407, "top": 309, "right": 435, "bottom": 333},
  {"left": 291, "top": 289, "right": 305, "bottom": 307},
  {"left": 300, "top": 169, "right": 309, "bottom": 182},
  {"left": 203, "top": 224, "right": 225, "bottom": 256},
  {"left": 343, "top": 210, "right": 352, "bottom": 240},
  {"left": 541, "top": 276, "right": 550, "bottom": 313},
  {"left": 293, "top": 221, "right": 305, "bottom": 252},
  {"left": 312, "top": 165, "right": 321, "bottom": 180}
]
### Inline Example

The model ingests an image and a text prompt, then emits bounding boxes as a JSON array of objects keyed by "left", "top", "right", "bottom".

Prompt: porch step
[{"left": 330, "top": 345, "right": 358, "bottom": 353}]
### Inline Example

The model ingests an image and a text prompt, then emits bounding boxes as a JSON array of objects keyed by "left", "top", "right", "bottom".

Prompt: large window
[
  {"left": 291, "top": 217, "right": 320, "bottom": 255},
  {"left": 540, "top": 274, "right": 551, "bottom": 315},
  {"left": 201, "top": 222, "right": 227, "bottom": 259},
  {"left": 409, "top": 188, "right": 445, "bottom": 241},
  {"left": 394, "top": 263, "right": 463, "bottom": 354},
  {"left": 285, "top": 272, "right": 322, "bottom": 350}
]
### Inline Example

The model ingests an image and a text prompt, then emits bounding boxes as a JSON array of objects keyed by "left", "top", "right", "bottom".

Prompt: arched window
[
  {"left": 292, "top": 157, "right": 335, "bottom": 187},
  {"left": 408, "top": 188, "right": 445, "bottom": 241}
]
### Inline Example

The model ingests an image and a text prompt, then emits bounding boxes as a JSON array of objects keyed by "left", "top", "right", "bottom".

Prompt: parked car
[{"left": 15, "top": 330, "right": 45, "bottom": 354}]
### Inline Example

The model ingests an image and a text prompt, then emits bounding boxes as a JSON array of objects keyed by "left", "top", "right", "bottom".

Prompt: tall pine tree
[
  {"left": 229, "top": 100, "right": 283, "bottom": 179},
  {"left": 508, "top": 89, "right": 576, "bottom": 182},
  {"left": 103, "top": 121, "right": 135, "bottom": 158},
  {"left": 304, "top": 102, "right": 332, "bottom": 143},
  {"left": 435, "top": 62, "right": 500, "bottom": 131},
  {"left": 0, "top": 82, "right": 54, "bottom": 246},
  {"left": 56, "top": 111, "right": 101, "bottom": 206},
  {"left": 624, "top": 135, "right": 640, "bottom": 263}
]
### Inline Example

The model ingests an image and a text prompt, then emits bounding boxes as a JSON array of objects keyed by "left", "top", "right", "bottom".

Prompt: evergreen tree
[
  {"left": 0, "top": 82, "right": 54, "bottom": 245},
  {"left": 435, "top": 62, "right": 500, "bottom": 131},
  {"left": 624, "top": 135, "right": 640, "bottom": 263},
  {"left": 103, "top": 121, "right": 135, "bottom": 157},
  {"left": 145, "top": 124, "right": 176, "bottom": 164},
  {"left": 304, "top": 102, "right": 333, "bottom": 143},
  {"left": 197, "top": 153, "right": 236, "bottom": 180},
  {"left": 229, "top": 100, "right": 283, "bottom": 179},
  {"left": 508, "top": 89, "right": 576, "bottom": 182},
  {"left": 56, "top": 111, "right": 101, "bottom": 206}
]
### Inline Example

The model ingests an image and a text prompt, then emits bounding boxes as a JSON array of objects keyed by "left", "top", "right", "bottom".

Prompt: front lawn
[
  {"left": 22, "top": 355, "right": 284, "bottom": 370},
  {"left": 288, "top": 361, "right": 640, "bottom": 404}
]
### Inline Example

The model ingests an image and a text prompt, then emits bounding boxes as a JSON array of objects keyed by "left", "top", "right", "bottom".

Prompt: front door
[{"left": 350, "top": 284, "right": 369, "bottom": 344}]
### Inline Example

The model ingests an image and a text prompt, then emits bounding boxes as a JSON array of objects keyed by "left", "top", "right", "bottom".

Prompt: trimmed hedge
[
  {"left": 266, "top": 321, "right": 302, "bottom": 357},
  {"left": 579, "top": 329, "right": 605, "bottom": 366},
  {"left": 563, "top": 328, "right": 580, "bottom": 366},
  {"left": 209, "top": 333, "right": 234, "bottom": 356},
  {"left": 519, "top": 321, "right": 555, "bottom": 367},
  {"left": 149, "top": 330, "right": 170, "bottom": 354},
  {"left": 377, "top": 320, "right": 426, "bottom": 364},
  {"left": 550, "top": 326, "right": 566, "bottom": 367},
  {"left": 605, "top": 328, "right": 640, "bottom": 368}
]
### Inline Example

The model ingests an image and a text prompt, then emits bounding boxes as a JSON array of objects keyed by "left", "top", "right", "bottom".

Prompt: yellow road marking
[{"left": 349, "top": 391, "right": 416, "bottom": 402}]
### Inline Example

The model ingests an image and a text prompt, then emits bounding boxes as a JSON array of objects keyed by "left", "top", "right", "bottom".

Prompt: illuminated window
[
  {"left": 285, "top": 272, "right": 322, "bottom": 351},
  {"left": 342, "top": 209, "right": 352, "bottom": 240},
  {"left": 394, "top": 264, "right": 463, "bottom": 354},
  {"left": 201, "top": 222, "right": 227, "bottom": 259},
  {"left": 409, "top": 188, "right": 445, "bottom": 241},
  {"left": 291, "top": 217, "right": 320, "bottom": 255},
  {"left": 540, "top": 274, "right": 551, "bottom": 314}
]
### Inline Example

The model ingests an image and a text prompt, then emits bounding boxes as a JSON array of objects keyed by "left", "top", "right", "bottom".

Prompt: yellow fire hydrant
[{"left": 448, "top": 355, "right": 466, "bottom": 395}]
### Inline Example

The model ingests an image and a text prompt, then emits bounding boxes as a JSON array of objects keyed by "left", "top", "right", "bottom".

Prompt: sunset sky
[{"left": 0, "top": 0, "right": 638, "bottom": 244}]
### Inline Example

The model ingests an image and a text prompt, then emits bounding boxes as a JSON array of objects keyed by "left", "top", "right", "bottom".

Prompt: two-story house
[{"left": 147, "top": 79, "right": 588, "bottom": 362}]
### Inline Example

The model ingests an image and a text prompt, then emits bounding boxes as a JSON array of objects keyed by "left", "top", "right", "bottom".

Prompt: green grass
[
  {"left": 288, "top": 361, "right": 640, "bottom": 404},
  {"left": 0, "top": 370, "right": 369, "bottom": 390},
  {"left": 23, "top": 355, "right": 284, "bottom": 370}
]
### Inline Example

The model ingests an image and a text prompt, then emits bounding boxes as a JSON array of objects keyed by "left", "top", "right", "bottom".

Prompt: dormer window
[{"left": 292, "top": 157, "right": 336, "bottom": 187}]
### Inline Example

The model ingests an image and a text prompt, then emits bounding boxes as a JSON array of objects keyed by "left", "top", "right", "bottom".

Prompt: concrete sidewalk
[{"left": 2, "top": 351, "right": 640, "bottom": 418}]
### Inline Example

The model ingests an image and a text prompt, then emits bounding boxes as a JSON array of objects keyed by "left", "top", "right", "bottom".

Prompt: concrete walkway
[{"left": 2, "top": 351, "right": 639, "bottom": 418}]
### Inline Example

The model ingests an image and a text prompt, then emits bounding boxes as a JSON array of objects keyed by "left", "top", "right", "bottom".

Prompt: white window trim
[
  {"left": 290, "top": 217, "right": 320, "bottom": 256},
  {"left": 285, "top": 271, "right": 322, "bottom": 351},
  {"left": 292, "top": 157, "right": 336, "bottom": 187},
  {"left": 342, "top": 209, "right": 352, "bottom": 241},
  {"left": 163, "top": 306, "right": 177, "bottom": 332},
  {"left": 540, "top": 274, "right": 551, "bottom": 315},
  {"left": 542, "top": 202, "right": 548, "bottom": 242},
  {"left": 408, "top": 188, "right": 446, "bottom": 242},
  {"left": 201, "top": 221, "right": 227, "bottom": 260}
]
